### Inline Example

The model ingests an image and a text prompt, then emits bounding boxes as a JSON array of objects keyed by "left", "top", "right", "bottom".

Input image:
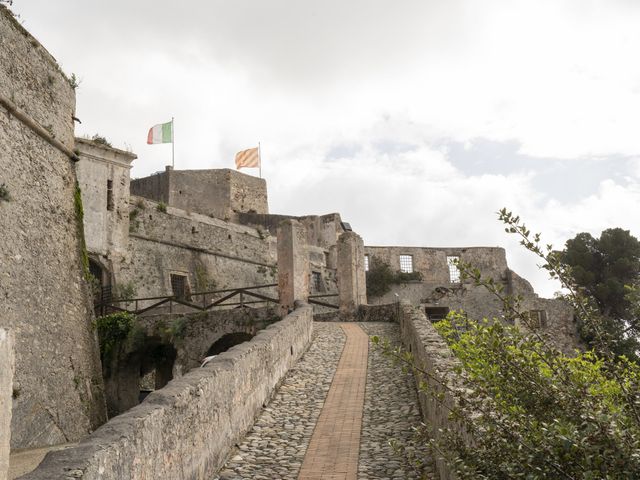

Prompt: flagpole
[
  {"left": 171, "top": 117, "right": 175, "bottom": 169},
  {"left": 258, "top": 141, "right": 262, "bottom": 178}
]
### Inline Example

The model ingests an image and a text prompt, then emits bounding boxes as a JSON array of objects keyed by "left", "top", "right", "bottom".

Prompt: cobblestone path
[{"left": 215, "top": 322, "right": 431, "bottom": 480}]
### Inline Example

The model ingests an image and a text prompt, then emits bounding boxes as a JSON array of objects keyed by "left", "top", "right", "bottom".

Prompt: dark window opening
[
  {"left": 312, "top": 271, "right": 322, "bottom": 291},
  {"left": 425, "top": 306, "right": 450, "bottom": 322},
  {"left": 170, "top": 273, "right": 191, "bottom": 300},
  {"left": 107, "top": 179, "right": 114, "bottom": 211},
  {"left": 524, "top": 310, "right": 547, "bottom": 329}
]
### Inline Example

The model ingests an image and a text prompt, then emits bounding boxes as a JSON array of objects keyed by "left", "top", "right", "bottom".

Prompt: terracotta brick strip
[{"left": 298, "top": 323, "right": 369, "bottom": 480}]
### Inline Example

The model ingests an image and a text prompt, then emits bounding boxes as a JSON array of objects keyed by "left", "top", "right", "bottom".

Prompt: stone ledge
[{"left": 20, "top": 306, "right": 313, "bottom": 480}]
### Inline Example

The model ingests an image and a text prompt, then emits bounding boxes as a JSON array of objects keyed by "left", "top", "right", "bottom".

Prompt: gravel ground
[
  {"left": 358, "top": 323, "right": 434, "bottom": 480},
  {"left": 215, "top": 322, "right": 346, "bottom": 480}
]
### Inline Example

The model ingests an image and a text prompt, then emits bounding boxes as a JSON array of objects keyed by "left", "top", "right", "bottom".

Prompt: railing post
[
  {"left": 169, "top": 299, "right": 173, "bottom": 315},
  {"left": 240, "top": 291, "right": 244, "bottom": 308}
]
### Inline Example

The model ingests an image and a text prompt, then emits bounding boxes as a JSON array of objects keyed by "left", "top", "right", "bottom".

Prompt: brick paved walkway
[{"left": 297, "top": 323, "right": 369, "bottom": 480}]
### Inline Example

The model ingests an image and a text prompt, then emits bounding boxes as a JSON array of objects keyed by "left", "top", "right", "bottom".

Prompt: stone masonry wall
[
  {"left": 131, "top": 168, "right": 268, "bottom": 220},
  {"left": 0, "top": 6, "right": 106, "bottom": 448},
  {"left": 367, "top": 245, "right": 580, "bottom": 352},
  {"left": 0, "top": 329, "right": 14, "bottom": 479},
  {"left": 75, "top": 138, "right": 135, "bottom": 258},
  {"left": 117, "top": 196, "right": 277, "bottom": 300},
  {"left": 21, "top": 305, "right": 314, "bottom": 480},
  {"left": 397, "top": 303, "right": 467, "bottom": 480}
]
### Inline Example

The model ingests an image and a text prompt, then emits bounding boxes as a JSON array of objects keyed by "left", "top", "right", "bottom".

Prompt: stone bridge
[{"left": 16, "top": 303, "right": 458, "bottom": 480}]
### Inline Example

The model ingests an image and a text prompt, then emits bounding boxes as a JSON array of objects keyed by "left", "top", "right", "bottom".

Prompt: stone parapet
[
  {"left": 20, "top": 305, "right": 314, "bottom": 480},
  {"left": 397, "top": 303, "right": 468, "bottom": 480}
]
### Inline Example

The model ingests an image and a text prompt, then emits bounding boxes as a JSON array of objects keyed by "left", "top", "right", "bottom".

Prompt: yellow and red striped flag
[{"left": 235, "top": 147, "right": 260, "bottom": 170}]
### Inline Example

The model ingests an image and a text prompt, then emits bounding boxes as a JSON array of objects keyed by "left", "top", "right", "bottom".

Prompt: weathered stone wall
[
  {"left": 0, "top": 329, "right": 14, "bottom": 479},
  {"left": 0, "top": 6, "right": 106, "bottom": 448},
  {"left": 21, "top": 306, "right": 314, "bottom": 480},
  {"left": 116, "top": 196, "right": 277, "bottom": 300},
  {"left": 366, "top": 245, "right": 580, "bottom": 352},
  {"left": 278, "top": 220, "right": 310, "bottom": 316},
  {"left": 337, "top": 232, "right": 367, "bottom": 314},
  {"left": 104, "top": 307, "right": 280, "bottom": 417},
  {"left": 397, "top": 303, "right": 467, "bottom": 480},
  {"left": 131, "top": 168, "right": 268, "bottom": 220},
  {"left": 75, "top": 138, "right": 135, "bottom": 258}
]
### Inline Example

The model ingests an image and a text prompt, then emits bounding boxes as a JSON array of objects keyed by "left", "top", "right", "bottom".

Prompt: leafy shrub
[
  {"left": 94, "top": 312, "right": 136, "bottom": 363},
  {"left": 156, "top": 201, "right": 167, "bottom": 213},
  {"left": 366, "top": 256, "right": 423, "bottom": 298}
]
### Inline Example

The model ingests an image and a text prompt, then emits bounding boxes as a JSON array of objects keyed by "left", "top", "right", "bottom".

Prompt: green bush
[
  {"left": 366, "top": 256, "right": 423, "bottom": 298},
  {"left": 156, "top": 201, "right": 167, "bottom": 213},
  {"left": 94, "top": 312, "right": 136, "bottom": 363}
]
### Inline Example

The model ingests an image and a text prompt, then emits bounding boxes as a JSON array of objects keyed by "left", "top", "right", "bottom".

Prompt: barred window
[
  {"left": 524, "top": 310, "right": 548, "bottom": 329},
  {"left": 312, "top": 271, "right": 322, "bottom": 291},
  {"left": 399, "top": 255, "right": 413, "bottom": 273},
  {"left": 106, "top": 179, "right": 114, "bottom": 211},
  {"left": 447, "top": 256, "right": 461, "bottom": 283},
  {"left": 364, "top": 254, "right": 370, "bottom": 272},
  {"left": 170, "top": 273, "right": 191, "bottom": 300}
]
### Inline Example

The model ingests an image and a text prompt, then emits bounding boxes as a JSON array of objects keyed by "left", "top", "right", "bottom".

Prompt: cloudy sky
[{"left": 10, "top": 0, "right": 640, "bottom": 297}]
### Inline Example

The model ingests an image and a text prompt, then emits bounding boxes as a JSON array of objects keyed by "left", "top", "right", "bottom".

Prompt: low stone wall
[
  {"left": 313, "top": 303, "right": 397, "bottom": 323},
  {"left": 21, "top": 305, "right": 314, "bottom": 480},
  {"left": 1, "top": 328, "right": 14, "bottom": 480},
  {"left": 397, "top": 303, "right": 467, "bottom": 480}
]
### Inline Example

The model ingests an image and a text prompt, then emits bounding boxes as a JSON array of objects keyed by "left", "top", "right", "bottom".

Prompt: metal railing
[{"left": 95, "top": 283, "right": 278, "bottom": 316}]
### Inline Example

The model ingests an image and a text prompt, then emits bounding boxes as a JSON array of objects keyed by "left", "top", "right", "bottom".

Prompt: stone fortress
[{"left": 0, "top": 5, "right": 580, "bottom": 479}]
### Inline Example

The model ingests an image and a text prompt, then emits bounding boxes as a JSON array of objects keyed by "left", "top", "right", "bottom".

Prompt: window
[
  {"left": 364, "top": 254, "right": 370, "bottom": 272},
  {"left": 399, "top": 255, "right": 413, "bottom": 273},
  {"left": 170, "top": 273, "right": 191, "bottom": 300},
  {"left": 524, "top": 310, "right": 547, "bottom": 329},
  {"left": 106, "top": 179, "right": 114, "bottom": 211},
  {"left": 447, "top": 256, "right": 461, "bottom": 283},
  {"left": 425, "top": 306, "right": 450, "bottom": 322},
  {"left": 312, "top": 271, "right": 322, "bottom": 291}
]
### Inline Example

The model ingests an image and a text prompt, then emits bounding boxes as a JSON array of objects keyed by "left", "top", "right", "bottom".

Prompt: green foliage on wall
[
  {"left": 94, "top": 312, "right": 136, "bottom": 365},
  {"left": 74, "top": 182, "right": 90, "bottom": 280},
  {"left": 365, "top": 256, "right": 423, "bottom": 298},
  {"left": 156, "top": 201, "right": 167, "bottom": 213}
]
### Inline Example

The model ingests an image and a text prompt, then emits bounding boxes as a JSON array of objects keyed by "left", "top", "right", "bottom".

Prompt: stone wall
[
  {"left": 21, "top": 305, "right": 314, "bottom": 480},
  {"left": 0, "top": 329, "right": 14, "bottom": 479},
  {"left": 131, "top": 167, "right": 268, "bottom": 220},
  {"left": 103, "top": 307, "right": 280, "bottom": 417},
  {"left": 117, "top": 196, "right": 277, "bottom": 300},
  {"left": 397, "top": 304, "right": 467, "bottom": 480},
  {"left": 366, "top": 245, "right": 580, "bottom": 352},
  {"left": 75, "top": 138, "right": 135, "bottom": 258},
  {"left": 0, "top": 6, "right": 106, "bottom": 448}
]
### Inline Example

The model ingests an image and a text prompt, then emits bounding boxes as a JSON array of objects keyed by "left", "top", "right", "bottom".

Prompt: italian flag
[{"left": 147, "top": 120, "right": 173, "bottom": 144}]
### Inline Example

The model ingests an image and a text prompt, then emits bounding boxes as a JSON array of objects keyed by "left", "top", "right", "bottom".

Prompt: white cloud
[{"left": 10, "top": 0, "right": 640, "bottom": 297}]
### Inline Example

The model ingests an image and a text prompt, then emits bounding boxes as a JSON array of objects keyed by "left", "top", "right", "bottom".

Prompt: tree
[{"left": 559, "top": 228, "right": 640, "bottom": 359}]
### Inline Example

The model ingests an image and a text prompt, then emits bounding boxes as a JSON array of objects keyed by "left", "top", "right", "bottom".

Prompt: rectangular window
[
  {"left": 399, "top": 254, "right": 413, "bottom": 273},
  {"left": 425, "top": 306, "right": 450, "bottom": 322},
  {"left": 312, "top": 271, "right": 322, "bottom": 291},
  {"left": 524, "top": 310, "right": 547, "bottom": 329},
  {"left": 170, "top": 273, "right": 191, "bottom": 300},
  {"left": 106, "top": 179, "right": 114, "bottom": 211},
  {"left": 364, "top": 254, "right": 370, "bottom": 272},
  {"left": 447, "top": 256, "right": 461, "bottom": 283}
]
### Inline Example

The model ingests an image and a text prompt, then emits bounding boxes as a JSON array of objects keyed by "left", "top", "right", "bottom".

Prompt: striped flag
[
  {"left": 147, "top": 121, "right": 173, "bottom": 144},
  {"left": 235, "top": 147, "right": 260, "bottom": 169}
]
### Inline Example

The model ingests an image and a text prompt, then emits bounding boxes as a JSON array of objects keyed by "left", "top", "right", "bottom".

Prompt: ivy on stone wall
[
  {"left": 74, "top": 182, "right": 90, "bottom": 280},
  {"left": 365, "top": 256, "right": 423, "bottom": 298}
]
